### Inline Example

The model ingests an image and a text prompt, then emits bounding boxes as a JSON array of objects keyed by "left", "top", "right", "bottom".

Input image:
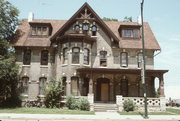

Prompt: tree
[
  {"left": 102, "top": 17, "right": 118, "bottom": 21},
  {"left": 123, "top": 16, "right": 132, "bottom": 22},
  {"left": 0, "top": 0, "right": 21, "bottom": 107}
]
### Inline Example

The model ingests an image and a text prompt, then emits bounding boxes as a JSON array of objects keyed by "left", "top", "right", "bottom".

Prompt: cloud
[{"left": 169, "top": 35, "right": 180, "bottom": 42}]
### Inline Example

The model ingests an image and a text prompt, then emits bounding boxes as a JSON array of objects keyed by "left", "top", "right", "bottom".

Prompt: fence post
[{"left": 116, "top": 95, "right": 123, "bottom": 111}]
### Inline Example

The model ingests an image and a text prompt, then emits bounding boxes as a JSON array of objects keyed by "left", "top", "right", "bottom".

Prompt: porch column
[
  {"left": 66, "top": 76, "right": 71, "bottom": 96},
  {"left": 88, "top": 78, "right": 93, "bottom": 94},
  {"left": 159, "top": 75, "right": 165, "bottom": 97}
]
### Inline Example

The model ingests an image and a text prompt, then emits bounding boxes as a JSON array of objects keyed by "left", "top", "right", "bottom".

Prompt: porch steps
[{"left": 94, "top": 103, "right": 118, "bottom": 112}]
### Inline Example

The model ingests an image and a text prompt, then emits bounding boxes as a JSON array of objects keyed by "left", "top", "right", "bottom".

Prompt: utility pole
[{"left": 140, "top": 0, "right": 148, "bottom": 119}]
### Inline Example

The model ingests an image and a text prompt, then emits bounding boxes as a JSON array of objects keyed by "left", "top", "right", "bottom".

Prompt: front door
[{"left": 101, "top": 83, "right": 109, "bottom": 101}]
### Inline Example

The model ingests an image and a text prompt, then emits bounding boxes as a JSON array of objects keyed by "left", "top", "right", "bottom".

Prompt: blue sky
[{"left": 8, "top": 0, "right": 180, "bottom": 98}]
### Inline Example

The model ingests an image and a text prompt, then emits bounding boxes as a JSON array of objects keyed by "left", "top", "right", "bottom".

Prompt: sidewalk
[{"left": 0, "top": 112, "right": 180, "bottom": 120}]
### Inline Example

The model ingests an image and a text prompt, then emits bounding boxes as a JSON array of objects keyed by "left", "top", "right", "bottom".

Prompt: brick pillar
[
  {"left": 66, "top": 76, "right": 71, "bottom": 96},
  {"left": 159, "top": 75, "right": 165, "bottom": 97},
  {"left": 88, "top": 78, "right": 93, "bottom": 94}
]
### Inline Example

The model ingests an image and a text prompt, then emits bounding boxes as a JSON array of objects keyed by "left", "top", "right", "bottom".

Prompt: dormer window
[
  {"left": 122, "top": 29, "right": 139, "bottom": 38},
  {"left": 92, "top": 25, "right": 97, "bottom": 36},
  {"left": 31, "top": 26, "right": 49, "bottom": 36}
]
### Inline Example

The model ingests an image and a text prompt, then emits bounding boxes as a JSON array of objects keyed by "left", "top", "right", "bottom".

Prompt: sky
[{"left": 8, "top": 0, "right": 180, "bottom": 99}]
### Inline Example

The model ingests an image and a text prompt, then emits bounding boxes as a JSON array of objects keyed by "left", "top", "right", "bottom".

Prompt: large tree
[{"left": 0, "top": 0, "right": 21, "bottom": 107}]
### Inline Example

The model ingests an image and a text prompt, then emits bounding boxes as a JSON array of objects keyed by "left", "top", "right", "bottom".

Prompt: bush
[
  {"left": 79, "top": 98, "right": 90, "bottom": 111},
  {"left": 44, "top": 79, "right": 64, "bottom": 108},
  {"left": 65, "top": 96, "right": 90, "bottom": 111},
  {"left": 123, "top": 99, "right": 135, "bottom": 112}
]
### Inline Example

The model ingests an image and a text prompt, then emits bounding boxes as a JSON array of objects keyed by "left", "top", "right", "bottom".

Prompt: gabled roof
[{"left": 50, "top": 2, "right": 119, "bottom": 43}]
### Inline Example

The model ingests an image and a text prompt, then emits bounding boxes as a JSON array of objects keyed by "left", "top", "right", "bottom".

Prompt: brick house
[{"left": 14, "top": 3, "right": 168, "bottom": 111}]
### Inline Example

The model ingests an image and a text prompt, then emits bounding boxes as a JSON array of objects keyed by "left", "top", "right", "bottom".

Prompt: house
[{"left": 14, "top": 3, "right": 168, "bottom": 111}]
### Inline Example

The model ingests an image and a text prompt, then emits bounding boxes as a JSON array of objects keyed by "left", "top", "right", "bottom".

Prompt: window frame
[
  {"left": 100, "top": 51, "right": 107, "bottom": 67},
  {"left": 120, "top": 52, "right": 128, "bottom": 67},
  {"left": 22, "top": 77, "right": 29, "bottom": 95},
  {"left": 121, "top": 28, "right": 140, "bottom": 39},
  {"left": 31, "top": 26, "right": 49, "bottom": 37},
  {"left": 39, "top": 77, "right": 46, "bottom": 95},
  {"left": 137, "top": 52, "right": 143, "bottom": 68},
  {"left": 72, "top": 47, "right": 80, "bottom": 64},
  {"left": 23, "top": 49, "right": 31, "bottom": 65},
  {"left": 63, "top": 48, "right": 68, "bottom": 64},
  {"left": 83, "top": 48, "right": 89, "bottom": 65},
  {"left": 41, "top": 50, "right": 49, "bottom": 65},
  {"left": 91, "top": 25, "right": 97, "bottom": 36}
]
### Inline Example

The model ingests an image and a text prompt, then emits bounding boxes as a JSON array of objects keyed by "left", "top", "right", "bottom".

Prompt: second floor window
[
  {"left": 92, "top": 25, "right": 97, "bottom": 36},
  {"left": 63, "top": 48, "right": 68, "bottom": 64},
  {"left": 122, "top": 29, "right": 139, "bottom": 38},
  {"left": 72, "top": 47, "right": 80, "bottom": 64},
  {"left": 41, "top": 50, "right": 49, "bottom": 65},
  {"left": 120, "top": 52, "right": 128, "bottom": 67},
  {"left": 137, "top": 53, "right": 143, "bottom": 68},
  {"left": 31, "top": 26, "right": 49, "bottom": 36},
  {"left": 83, "top": 48, "right": 89, "bottom": 65},
  {"left": 100, "top": 51, "right": 107, "bottom": 67},
  {"left": 23, "top": 49, "right": 31, "bottom": 65},
  {"left": 22, "top": 77, "right": 29, "bottom": 95},
  {"left": 39, "top": 77, "right": 46, "bottom": 95}
]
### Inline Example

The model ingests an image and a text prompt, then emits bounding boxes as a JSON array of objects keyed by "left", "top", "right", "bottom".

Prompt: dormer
[
  {"left": 119, "top": 25, "right": 141, "bottom": 39},
  {"left": 29, "top": 22, "right": 52, "bottom": 37}
]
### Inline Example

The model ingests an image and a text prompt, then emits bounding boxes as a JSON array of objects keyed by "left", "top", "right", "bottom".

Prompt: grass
[
  {"left": 0, "top": 107, "right": 94, "bottom": 115},
  {"left": 119, "top": 108, "right": 180, "bottom": 115}
]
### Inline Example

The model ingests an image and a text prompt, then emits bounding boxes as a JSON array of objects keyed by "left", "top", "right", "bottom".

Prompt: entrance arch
[{"left": 96, "top": 78, "right": 110, "bottom": 102}]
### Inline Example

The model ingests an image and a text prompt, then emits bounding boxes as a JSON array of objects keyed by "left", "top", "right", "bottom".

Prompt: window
[
  {"left": 71, "top": 77, "right": 79, "bottom": 96},
  {"left": 137, "top": 53, "right": 143, "bottom": 68},
  {"left": 31, "top": 26, "right": 49, "bottom": 36},
  {"left": 63, "top": 48, "right": 68, "bottom": 64},
  {"left": 82, "top": 24, "right": 89, "bottom": 31},
  {"left": 92, "top": 25, "right": 97, "bottom": 36},
  {"left": 120, "top": 52, "right": 128, "bottom": 67},
  {"left": 23, "top": 49, "right": 31, "bottom": 65},
  {"left": 74, "top": 25, "right": 80, "bottom": 31},
  {"left": 39, "top": 77, "right": 46, "bottom": 95},
  {"left": 83, "top": 48, "right": 89, "bottom": 65},
  {"left": 122, "top": 29, "right": 139, "bottom": 38},
  {"left": 62, "top": 77, "right": 66, "bottom": 96},
  {"left": 100, "top": 51, "right": 107, "bottom": 67},
  {"left": 41, "top": 50, "right": 49, "bottom": 65},
  {"left": 72, "top": 47, "right": 80, "bottom": 64},
  {"left": 22, "top": 77, "right": 29, "bottom": 95}
]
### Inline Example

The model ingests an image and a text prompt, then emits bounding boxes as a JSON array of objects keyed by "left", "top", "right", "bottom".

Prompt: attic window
[
  {"left": 91, "top": 25, "right": 97, "bottom": 36},
  {"left": 31, "top": 26, "right": 49, "bottom": 37},
  {"left": 121, "top": 28, "right": 139, "bottom": 39},
  {"left": 82, "top": 24, "right": 89, "bottom": 31},
  {"left": 74, "top": 25, "right": 80, "bottom": 32}
]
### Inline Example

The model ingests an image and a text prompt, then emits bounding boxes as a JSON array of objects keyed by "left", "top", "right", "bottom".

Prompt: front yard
[{"left": 0, "top": 107, "right": 95, "bottom": 115}]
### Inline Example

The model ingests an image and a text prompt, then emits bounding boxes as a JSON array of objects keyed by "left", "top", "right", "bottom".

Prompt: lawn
[
  {"left": 0, "top": 107, "right": 94, "bottom": 115},
  {"left": 119, "top": 108, "right": 180, "bottom": 115}
]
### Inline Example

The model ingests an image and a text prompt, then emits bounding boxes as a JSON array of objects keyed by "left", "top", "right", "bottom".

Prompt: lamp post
[{"left": 140, "top": 0, "right": 148, "bottom": 119}]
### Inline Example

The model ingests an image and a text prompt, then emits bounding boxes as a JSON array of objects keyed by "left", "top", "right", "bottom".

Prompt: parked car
[
  {"left": 166, "top": 99, "right": 176, "bottom": 107},
  {"left": 175, "top": 99, "right": 180, "bottom": 107}
]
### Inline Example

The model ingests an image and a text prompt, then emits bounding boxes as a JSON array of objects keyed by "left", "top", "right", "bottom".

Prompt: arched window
[
  {"left": 120, "top": 52, "right": 128, "bottom": 67},
  {"left": 41, "top": 50, "right": 49, "bottom": 65},
  {"left": 83, "top": 48, "right": 89, "bottom": 65},
  {"left": 100, "top": 51, "right": 107, "bottom": 67},
  {"left": 71, "top": 76, "right": 79, "bottom": 96},
  {"left": 137, "top": 53, "right": 143, "bottom": 68},
  {"left": 92, "top": 25, "right": 97, "bottom": 36},
  {"left": 39, "top": 77, "right": 46, "bottom": 95},
  {"left": 23, "top": 49, "right": 31, "bottom": 65},
  {"left": 82, "top": 24, "right": 89, "bottom": 31},
  {"left": 72, "top": 47, "right": 80, "bottom": 64},
  {"left": 63, "top": 48, "right": 68, "bottom": 64},
  {"left": 22, "top": 77, "right": 29, "bottom": 95}
]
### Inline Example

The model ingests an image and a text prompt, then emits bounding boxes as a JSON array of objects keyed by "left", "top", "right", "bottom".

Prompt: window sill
[
  {"left": 40, "top": 65, "right": 48, "bottom": 68},
  {"left": 21, "top": 94, "right": 28, "bottom": 97},
  {"left": 62, "top": 64, "right": 68, "bottom": 67},
  {"left": 91, "top": 36, "right": 97, "bottom": 38},
  {"left": 71, "top": 64, "right": 80, "bottom": 66},
  {"left": 83, "top": 64, "right": 90, "bottom": 67},
  {"left": 99, "top": 66, "right": 107, "bottom": 68},
  {"left": 38, "top": 95, "right": 45, "bottom": 98},
  {"left": 22, "top": 65, "right": 31, "bottom": 67}
]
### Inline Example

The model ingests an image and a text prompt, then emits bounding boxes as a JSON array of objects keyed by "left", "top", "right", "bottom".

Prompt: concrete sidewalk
[{"left": 0, "top": 112, "right": 180, "bottom": 120}]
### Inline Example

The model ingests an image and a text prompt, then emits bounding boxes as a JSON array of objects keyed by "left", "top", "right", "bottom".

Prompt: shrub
[
  {"left": 123, "top": 99, "right": 135, "bottom": 112},
  {"left": 65, "top": 95, "right": 77, "bottom": 110},
  {"left": 44, "top": 79, "right": 64, "bottom": 108},
  {"left": 79, "top": 98, "right": 90, "bottom": 111}
]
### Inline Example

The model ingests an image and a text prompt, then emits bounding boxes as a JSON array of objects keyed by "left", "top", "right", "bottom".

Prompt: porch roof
[{"left": 77, "top": 68, "right": 168, "bottom": 77}]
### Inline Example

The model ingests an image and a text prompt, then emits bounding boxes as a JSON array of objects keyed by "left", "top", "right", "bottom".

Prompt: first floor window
[
  {"left": 62, "top": 77, "right": 66, "bottom": 96},
  {"left": 120, "top": 52, "right": 128, "bottom": 67},
  {"left": 41, "top": 50, "right": 49, "bottom": 65},
  {"left": 100, "top": 51, "right": 107, "bottom": 67},
  {"left": 72, "top": 47, "right": 80, "bottom": 64},
  {"left": 22, "top": 77, "right": 29, "bottom": 95},
  {"left": 83, "top": 48, "right": 89, "bottom": 65},
  {"left": 39, "top": 77, "right": 46, "bottom": 95},
  {"left": 23, "top": 49, "right": 31, "bottom": 65},
  {"left": 71, "top": 77, "right": 79, "bottom": 96},
  {"left": 63, "top": 48, "right": 68, "bottom": 64}
]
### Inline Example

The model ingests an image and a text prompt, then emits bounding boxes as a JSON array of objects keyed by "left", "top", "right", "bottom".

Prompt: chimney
[
  {"left": 137, "top": 15, "right": 142, "bottom": 25},
  {"left": 28, "top": 12, "right": 34, "bottom": 22}
]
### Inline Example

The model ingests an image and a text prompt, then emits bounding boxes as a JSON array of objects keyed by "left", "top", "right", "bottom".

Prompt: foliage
[
  {"left": 102, "top": 17, "right": 118, "bottom": 21},
  {"left": 66, "top": 95, "right": 90, "bottom": 111},
  {"left": 0, "top": 0, "right": 21, "bottom": 108},
  {"left": 123, "top": 16, "right": 132, "bottom": 22},
  {"left": 123, "top": 100, "right": 135, "bottom": 112},
  {"left": 44, "top": 79, "right": 64, "bottom": 108}
]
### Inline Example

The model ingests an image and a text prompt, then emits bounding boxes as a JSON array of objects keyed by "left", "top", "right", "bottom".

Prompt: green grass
[
  {"left": 0, "top": 107, "right": 94, "bottom": 115},
  {"left": 119, "top": 108, "right": 180, "bottom": 115}
]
